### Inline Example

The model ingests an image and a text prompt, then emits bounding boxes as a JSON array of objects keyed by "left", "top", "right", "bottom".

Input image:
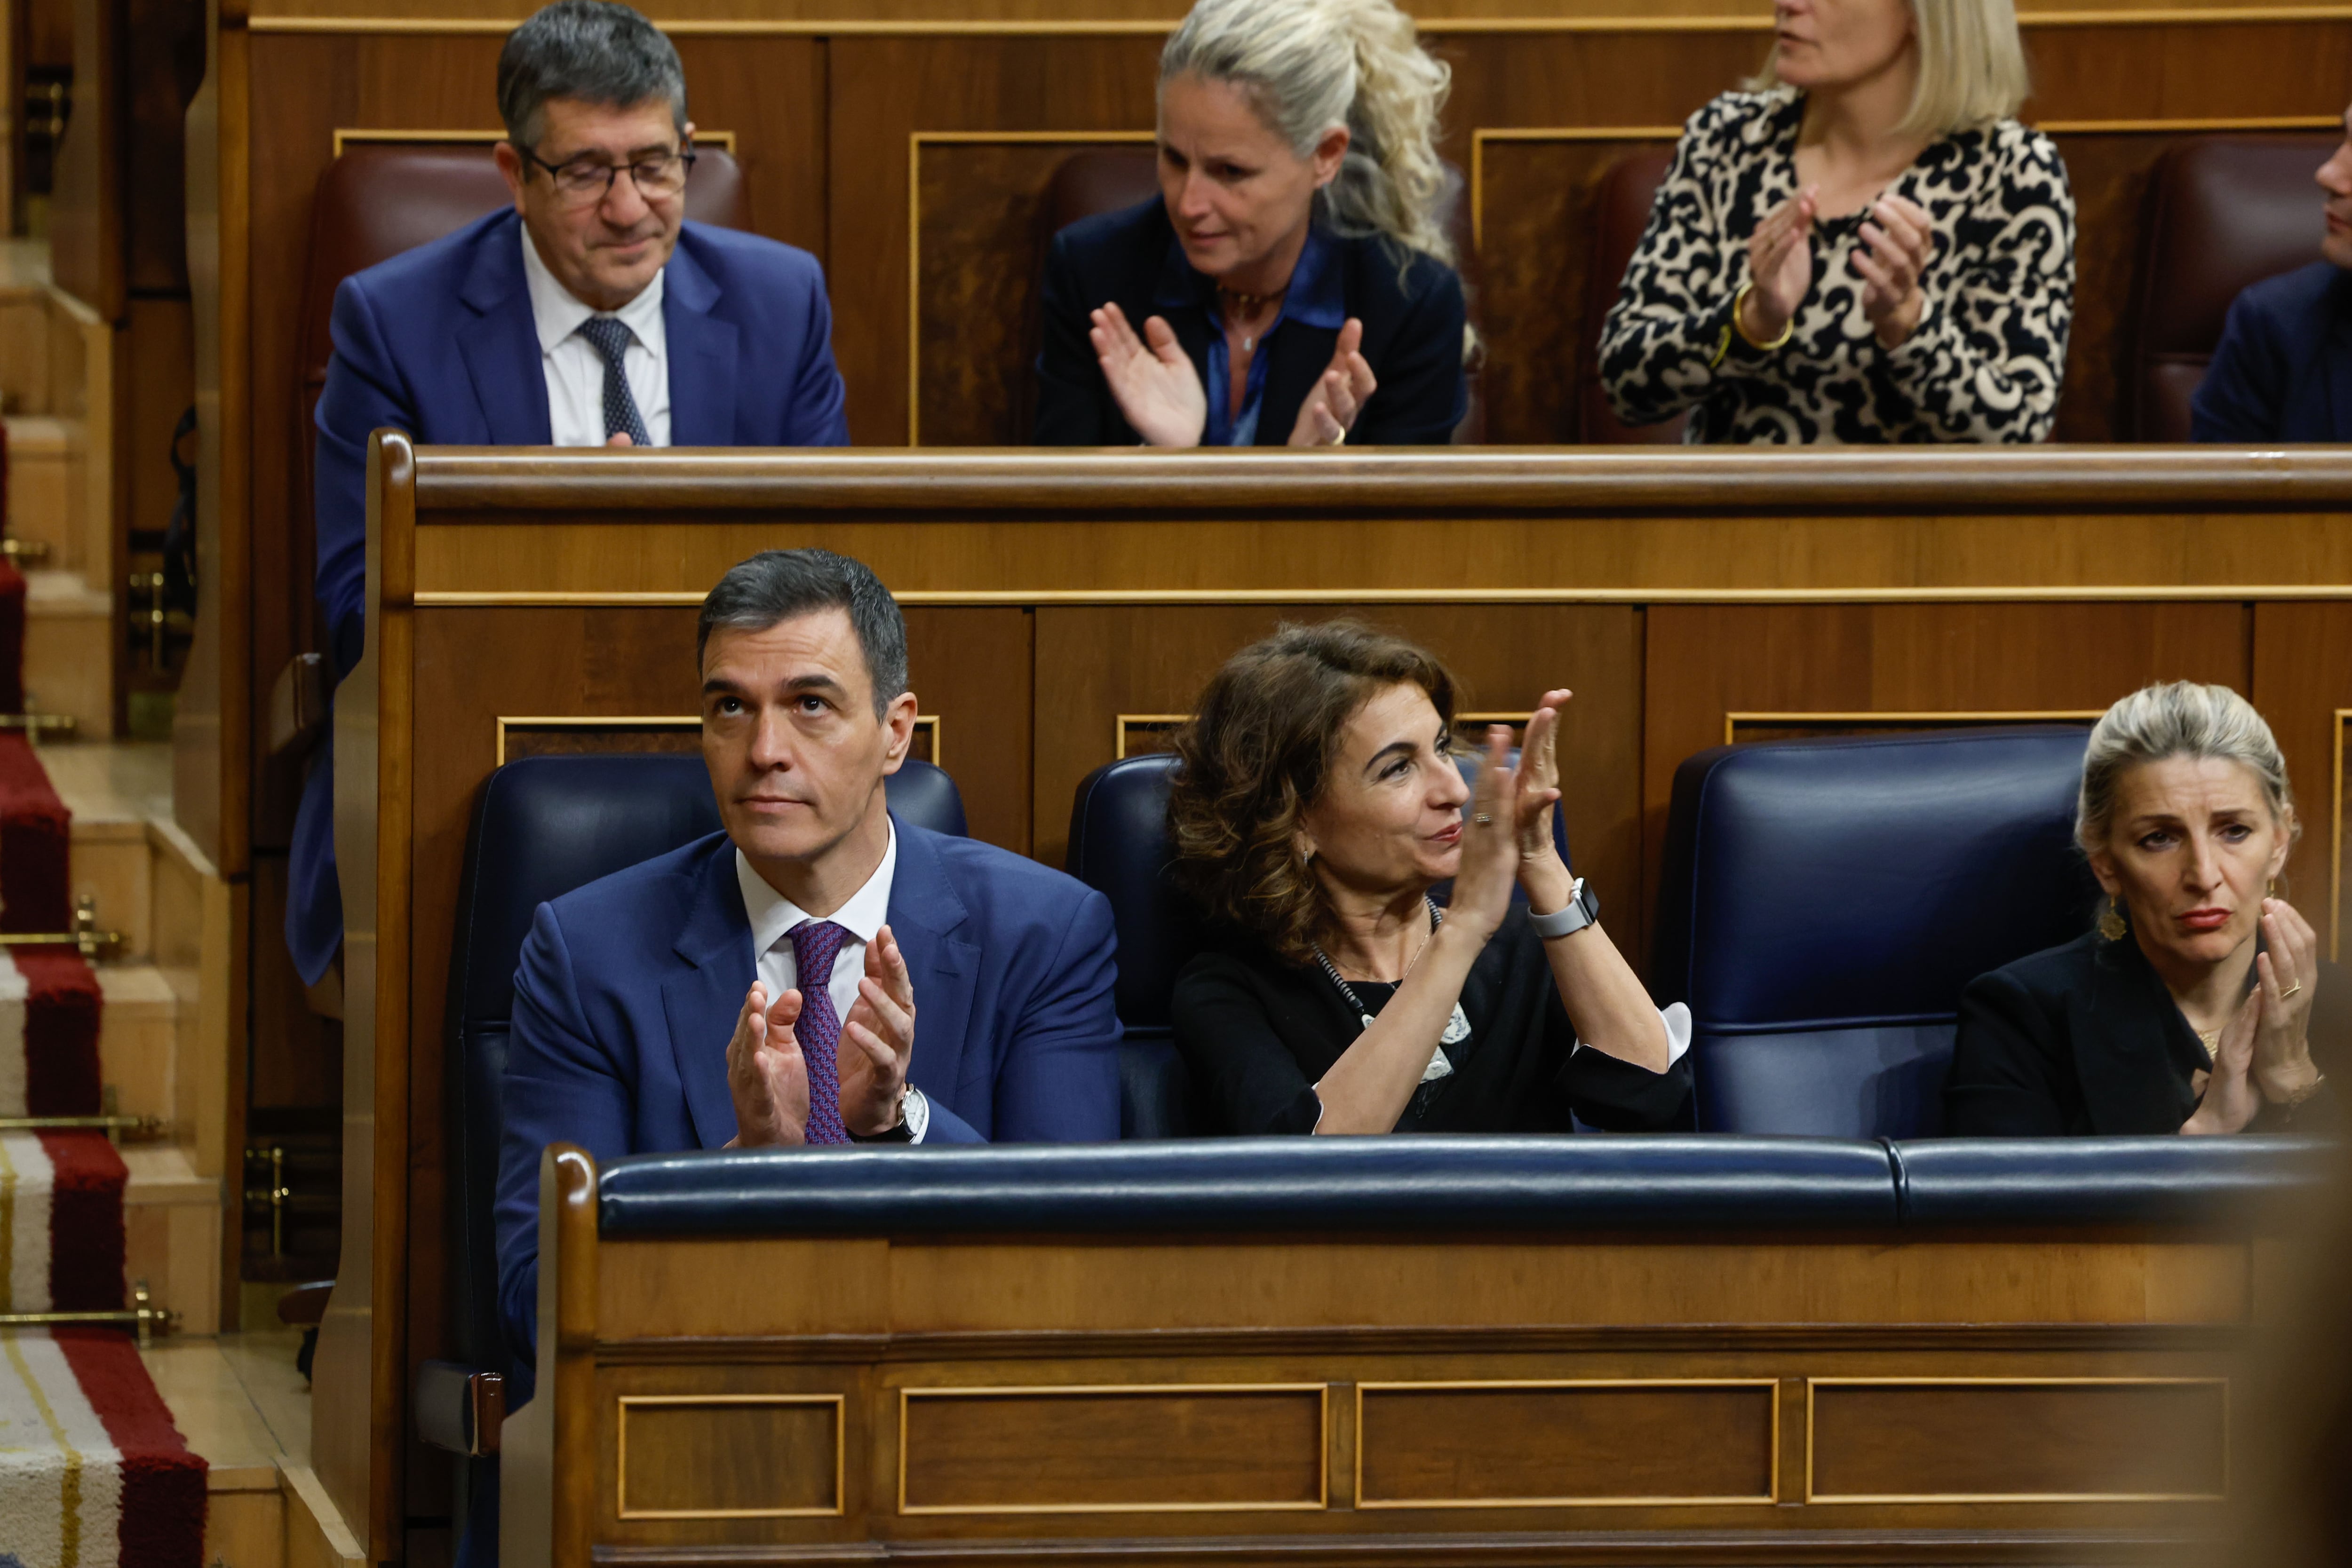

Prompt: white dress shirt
[
  {"left": 519, "top": 225, "right": 673, "bottom": 447},
  {"left": 733, "top": 823, "right": 930, "bottom": 1140}
]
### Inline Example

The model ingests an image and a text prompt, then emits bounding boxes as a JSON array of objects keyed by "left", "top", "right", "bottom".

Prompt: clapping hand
[
  {"left": 838, "top": 925, "right": 918, "bottom": 1136},
  {"left": 1448, "top": 727, "right": 1525, "bottom": 943},
  {"left": 2184, "top": 986, "right": 2264, "bottom": 1135},
  {"left": 1289, "top": 318, "right": 1377, "bottom": 446},
  {"left": 1090, "top": 302, "right": 1207, "bottom": 447},
  {"left": 724, "top": 981, "right": 809, "bottom": 1148},
  {"left": 1741, "top": 186, "right": 1818, "bottom": 345},
  {"left": 2253, "top": 897, "right": 2320, "bottom": 1102},
  {"left": 1855, "top": 194, "right": 1933, "bottom": 348}
]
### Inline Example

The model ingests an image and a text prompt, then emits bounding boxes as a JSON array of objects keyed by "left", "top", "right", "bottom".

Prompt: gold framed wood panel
[
  {"left": 1114, "top": 713, "right": 1190, "bottom": 759},
  {"left": 494, "top": 713, "right": 942, "bottom": 766},
  {"left": 1722, "top": 709, "right": 2106, "bottom": 746},
  {"left": 896, "top": 1381, "right": 1332, "bottom": 1516},
  {"left": 245, "top": 8, "right": 2352, "bottom": 37},
  {"left": 1352, "top": 1378, "right": 1781, "bottom": 1510},
  {"left": 1801, "top": 1377, "right": 2231, "bottom": 1505},
  {"left": 614, "top": 1392, "right": 847, "bottom": 1520},
  {"left": 332, "top": 127, "right": 739, "bottom": 156},
  {"left": 1470, "top": 116, "right": 2343, "bottom": 252},
  {"left": 2334, "top": 707, "right": 2349, "bottom": 964},
  {"left": 906, "top": 129, "right": 1159, "bottom": 446}
]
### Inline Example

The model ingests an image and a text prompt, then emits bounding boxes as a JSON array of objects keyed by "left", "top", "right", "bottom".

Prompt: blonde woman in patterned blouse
[{"left": 1598, "top": 0, "right": 2075, "bottom": 444}]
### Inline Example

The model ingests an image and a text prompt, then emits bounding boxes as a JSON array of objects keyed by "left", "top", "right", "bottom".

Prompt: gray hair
[
  {"left": 497, "top": 0, "right": 687, "bottom": 152},
  {"left": 2076, "top": 681, "right": 2297, "bottom": 855},
  {"left": 696, "top": 550, "right": 909, "bottom": 719},
  {"left": 1159, "top": 0, "right": 1455, "bottom": 268}
]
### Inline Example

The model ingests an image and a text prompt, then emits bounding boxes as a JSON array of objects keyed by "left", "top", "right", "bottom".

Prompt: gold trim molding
[
  {"left": 896, "top": 1382, "right": 1331, "bottom": 1516},
  {"left": 426, "top": 586, "right": 2352, "bottom": 609},
  {"left": 332, "top": 126, "right": 737, "bottom": 156},
  {"left": 1723, "top": 708, "right": 2104, "bottom": 746},
  {"left": 493, "top": 712, "right": 942, "bottom": 765},
  {"left": 615, "top": 1392, "right": 847, "bottom": 1520},
  {"left": 1353, "top": 1379, "right": 1780, "bottom": 1510},
  {"left": 1802, "top": 1377, "right": 2230, "bottom": 1505}
]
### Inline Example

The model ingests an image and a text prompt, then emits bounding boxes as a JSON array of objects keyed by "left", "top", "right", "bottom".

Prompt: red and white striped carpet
[{"left": 0, "top": 520, "right": 208, "bottom": 1564}]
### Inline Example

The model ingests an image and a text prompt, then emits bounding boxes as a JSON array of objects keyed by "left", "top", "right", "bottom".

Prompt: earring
[
  {"left": 2268, "top": 879, "right": 2278, "bottom": 898},
  {"left": 2098, "top": 896, "right": 2127, "bottom": 942}
]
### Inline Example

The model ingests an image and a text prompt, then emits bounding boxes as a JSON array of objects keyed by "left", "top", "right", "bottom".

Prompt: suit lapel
[
  {"left": 2068, "top": 936, "right": 2197, "bottom": 1134},
  {"left": 2325, "top": 277, "right": 2352, "bottom": 443},
  {"left": 662, "top": 234, "right": 739, "bottom": 447},
  {"left": 660, "top": 840, "right": 755, "bottom": 1148},
  {"left": 886, "top": 817, "right": 984, "bottom": 1108},
  {"left": 457, "top": 214, "right": 555, "bottom": 446}
]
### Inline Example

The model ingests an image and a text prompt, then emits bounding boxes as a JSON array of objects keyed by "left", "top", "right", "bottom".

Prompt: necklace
[
  {"left": 1217, "top": 284, "right": 1286, "bottom": 354},
  {"left": 1313, "top": 898, "right": 1470, "bottom": 1084}
]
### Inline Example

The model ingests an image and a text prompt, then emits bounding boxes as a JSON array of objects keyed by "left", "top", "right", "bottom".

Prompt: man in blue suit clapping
[
  {"left": 495, "top": 549, "right": 1121, "bottom": 1373},
  {"left": 288, "top": 0, "right": 850, "bottom": 991}
]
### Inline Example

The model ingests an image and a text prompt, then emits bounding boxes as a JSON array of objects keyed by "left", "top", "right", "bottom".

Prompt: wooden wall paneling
[
  {"left": 124, "top": 0, "right": 203, "bottom": 292},
  {"left": 1030, "top": 602, "right": 1642, "bottom": 919},
  {"left": 2249, "top": 602, "right": 2352, "bottom": 960},
  {"left": 828, "top": 33, "right": 1160, "bottom": 444},
  {"left": 913, "top": 134, "right": 1149, "bottom": 446},
  {"left": 1639, "top": 602, "right": 2251, "bottom": 959},
  {"left": 46, "top": 0, "right": 121, "bottom": 314}
]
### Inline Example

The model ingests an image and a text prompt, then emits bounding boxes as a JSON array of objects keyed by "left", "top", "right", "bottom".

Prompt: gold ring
[
  {"left": 2282, "top": 982, "right": 2303, "bottom": 999},
  {"left": 1471, "top": 813, "right": 1494, "bottom": 826}
]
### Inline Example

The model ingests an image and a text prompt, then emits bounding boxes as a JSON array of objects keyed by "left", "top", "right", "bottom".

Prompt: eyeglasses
[{"left": 521, "top": 144, "right": 696, "bottom": 206}]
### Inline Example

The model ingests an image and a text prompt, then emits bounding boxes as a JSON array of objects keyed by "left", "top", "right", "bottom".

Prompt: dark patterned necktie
[
  {"left": 576, "top": 316, "right": 652, "bottom": 447},
  {"left": 787, "top": 919, "right": 851, "bottom": 1144}
]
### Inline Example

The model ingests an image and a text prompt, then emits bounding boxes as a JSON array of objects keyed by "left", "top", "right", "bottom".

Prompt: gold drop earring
[{"left": 2098, "top": 896, "right": 2127, "bottom": 942}]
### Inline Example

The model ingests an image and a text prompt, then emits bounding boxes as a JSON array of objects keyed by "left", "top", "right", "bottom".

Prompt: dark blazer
[
  {"left": 1947, "top": 928, "right": 2343, "bottom": 1136},
  {"left": 495, "top": 818, "right": 1121, "bottom": 1379},
  {"left": 2191, "top": 260, "right": 2352, "bottom": 443},
  {"left": 289, "top": 209, "right": 850, "bottom": 986},
  {"left": 1035, "top": 197, "right": 1467, "bottom": 446}
]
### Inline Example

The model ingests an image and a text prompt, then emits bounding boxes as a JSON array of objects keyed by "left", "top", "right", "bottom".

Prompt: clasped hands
[
  {"left": 2183, "top": 898, "right": 2322, "bottom": 1135},
  {"left": 725, "top": 926, "right": 918, "bottom": 1146},
  {"left": 1088, "top": 302, "right": 1375, "bottom": 447},
  {"left": 1741, "top": 186, "right": 1934, "bottom": 351},
  {"left": 1447, "top": 689, "right": 1580, "bottom": 941}
]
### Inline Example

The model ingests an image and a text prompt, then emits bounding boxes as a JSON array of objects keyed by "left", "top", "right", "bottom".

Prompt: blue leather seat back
[
  {"left": 1652, "top": 728, "right": 2100, "bottom": 1138},
  {"left": 444, "top": 753, "right": 966, "bottom": 1371},
  {"left": 1065, "top": 749, "right": 1568, "bottom": 1140}
]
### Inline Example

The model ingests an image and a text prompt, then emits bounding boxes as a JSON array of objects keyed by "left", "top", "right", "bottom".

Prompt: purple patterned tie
[{"left": 788, "top": 919, "right": 851, "bottom": 1145}]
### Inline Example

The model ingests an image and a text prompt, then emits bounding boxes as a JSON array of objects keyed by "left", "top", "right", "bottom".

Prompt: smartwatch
[{"left": 1528, "top": 878, "right": 1600, "bottom": 941}]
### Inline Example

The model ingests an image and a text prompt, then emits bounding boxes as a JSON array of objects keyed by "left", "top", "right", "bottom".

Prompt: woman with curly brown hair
[{"left": 1167, "top": 622, "right": 1692, "bottom": 1136}]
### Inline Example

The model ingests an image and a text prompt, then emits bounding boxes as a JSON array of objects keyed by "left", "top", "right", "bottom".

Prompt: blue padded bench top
[
  {"left": 596, "top": 1136, "right": 2334, "bottom": 1238},
  {"left": 598, "top": 1136, "right": 1901, "bottom": 1235}
]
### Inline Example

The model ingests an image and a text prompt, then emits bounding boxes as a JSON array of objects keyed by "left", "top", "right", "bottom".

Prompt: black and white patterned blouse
[{"left": 1598, "top": 91, "right": 2076, "bottom": 444}]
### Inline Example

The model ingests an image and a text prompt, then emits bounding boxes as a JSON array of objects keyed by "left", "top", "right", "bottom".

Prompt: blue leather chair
[
  {"left": 425, "top": 751, "right": 966, "bottom": 1565},
  {"left": 1651, "top": 727, "right": 2100, "bottom": 1138},
  {"left": 1065, "top": 749, "right": 1570, "bottom": 1140}
]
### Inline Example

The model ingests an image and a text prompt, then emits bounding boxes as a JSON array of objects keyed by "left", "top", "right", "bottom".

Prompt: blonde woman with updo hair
[
  {"left": 1034, "top": 0, "right": 1469, "bottom": 448},
  {"left": 1947, "top": 684, "right": 2340, "bottom": 1136},
  {"left": 1599, "top": 0, "right": 2076, "bottom": 444}
]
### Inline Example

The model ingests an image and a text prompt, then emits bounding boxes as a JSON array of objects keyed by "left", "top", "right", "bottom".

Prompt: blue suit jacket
[
  {"left": 493, "top": 818, "right": 1121, "bottom": 1382},
  {"left": 289, "top": 209, "right": 850, "bottom": 986},
  {"left": 2191, "top": 260, "right": 2352, "bottom": 443}
]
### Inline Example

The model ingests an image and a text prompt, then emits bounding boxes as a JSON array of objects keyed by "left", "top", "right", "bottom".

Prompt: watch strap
[{"left": 1529, "top": 878, "right": 1598, "bottom": 941}]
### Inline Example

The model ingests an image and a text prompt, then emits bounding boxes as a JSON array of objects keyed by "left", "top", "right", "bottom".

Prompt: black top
[
  {"left": 1171, "top": 907, "right": 1694, "bottom": 1135},
  {"left": 1035, "top": 197, "right": 1468, "bottom": 447},
  {"left": 1947, "top": 928, "right": 2342, "bottom": 1136}
]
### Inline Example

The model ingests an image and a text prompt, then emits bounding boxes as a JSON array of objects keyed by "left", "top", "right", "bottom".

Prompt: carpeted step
[{"left": 0, "top": 1327, "right": 207, "bottom": 1568}]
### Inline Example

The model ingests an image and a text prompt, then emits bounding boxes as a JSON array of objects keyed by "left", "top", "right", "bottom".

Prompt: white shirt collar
[
  {"left": 519, "top": 221, "right": 667, "bottom": 359},
  {"left": 734, "top": 818, "right": 898, "bottom": 960}
]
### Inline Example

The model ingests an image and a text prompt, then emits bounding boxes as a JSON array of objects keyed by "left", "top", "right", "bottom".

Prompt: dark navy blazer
[
  {"left": 493, "top": 817, "right": 1121, "bottom": 1371},
  {"left": 289, "top": 209, "right": 850, "bottom": 986},
  {"left": 2191, "top": 260, "right": 2352, "bottom": 443}
]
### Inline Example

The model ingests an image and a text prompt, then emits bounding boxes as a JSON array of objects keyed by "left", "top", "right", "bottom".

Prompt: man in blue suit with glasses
[
  {"left": 494, "top": 549, "right": 1122, "bottom": 1388},
  {"left": 287, "top": 0, "right": 850, "bottom": 997}
]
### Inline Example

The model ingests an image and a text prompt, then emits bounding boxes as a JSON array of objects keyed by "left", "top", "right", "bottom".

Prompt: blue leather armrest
[
  {"left": 598, "top": 1136, "right": 1902, "bottom": 1236},
  {"left": 1888, "top": 1136, "right": 2336, "bottom": 1228}
]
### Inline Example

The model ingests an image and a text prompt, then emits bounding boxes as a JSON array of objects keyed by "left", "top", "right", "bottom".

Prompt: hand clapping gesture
[
  {"left": 1289, "top": 318, "right": 1376, "bottom": 446},
  {"left": 725, "top": 981, "right": 809, "bottom": 1147},
  {"left": 1089, "top": 302, "right": 1206, "bottom": 448},
  {"left": 1740, "top": 186, "right": 1819, "bottom": 346},
  {"left": 1446, "top": 728, "right": 1524, "bottom": 944},
  {"left": 2184, "top": 897, "right": 2321, "bottom": 1133},
  {"left": 837, "top": 924, "right": 919, "bottom": 1136},
  {"left": 1855, "top": 194, "right": 1934, "bottom": 348}
]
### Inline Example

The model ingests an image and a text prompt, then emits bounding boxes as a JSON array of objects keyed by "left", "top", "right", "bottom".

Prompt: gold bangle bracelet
[{"left": 1732, "top": 281, "right": 1795, "bottom": 352}]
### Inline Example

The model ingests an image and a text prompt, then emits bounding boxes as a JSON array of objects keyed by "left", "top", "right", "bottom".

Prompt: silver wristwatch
[{"left": 1528, "top": 878, "right": 1599, "bottom": 941}]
